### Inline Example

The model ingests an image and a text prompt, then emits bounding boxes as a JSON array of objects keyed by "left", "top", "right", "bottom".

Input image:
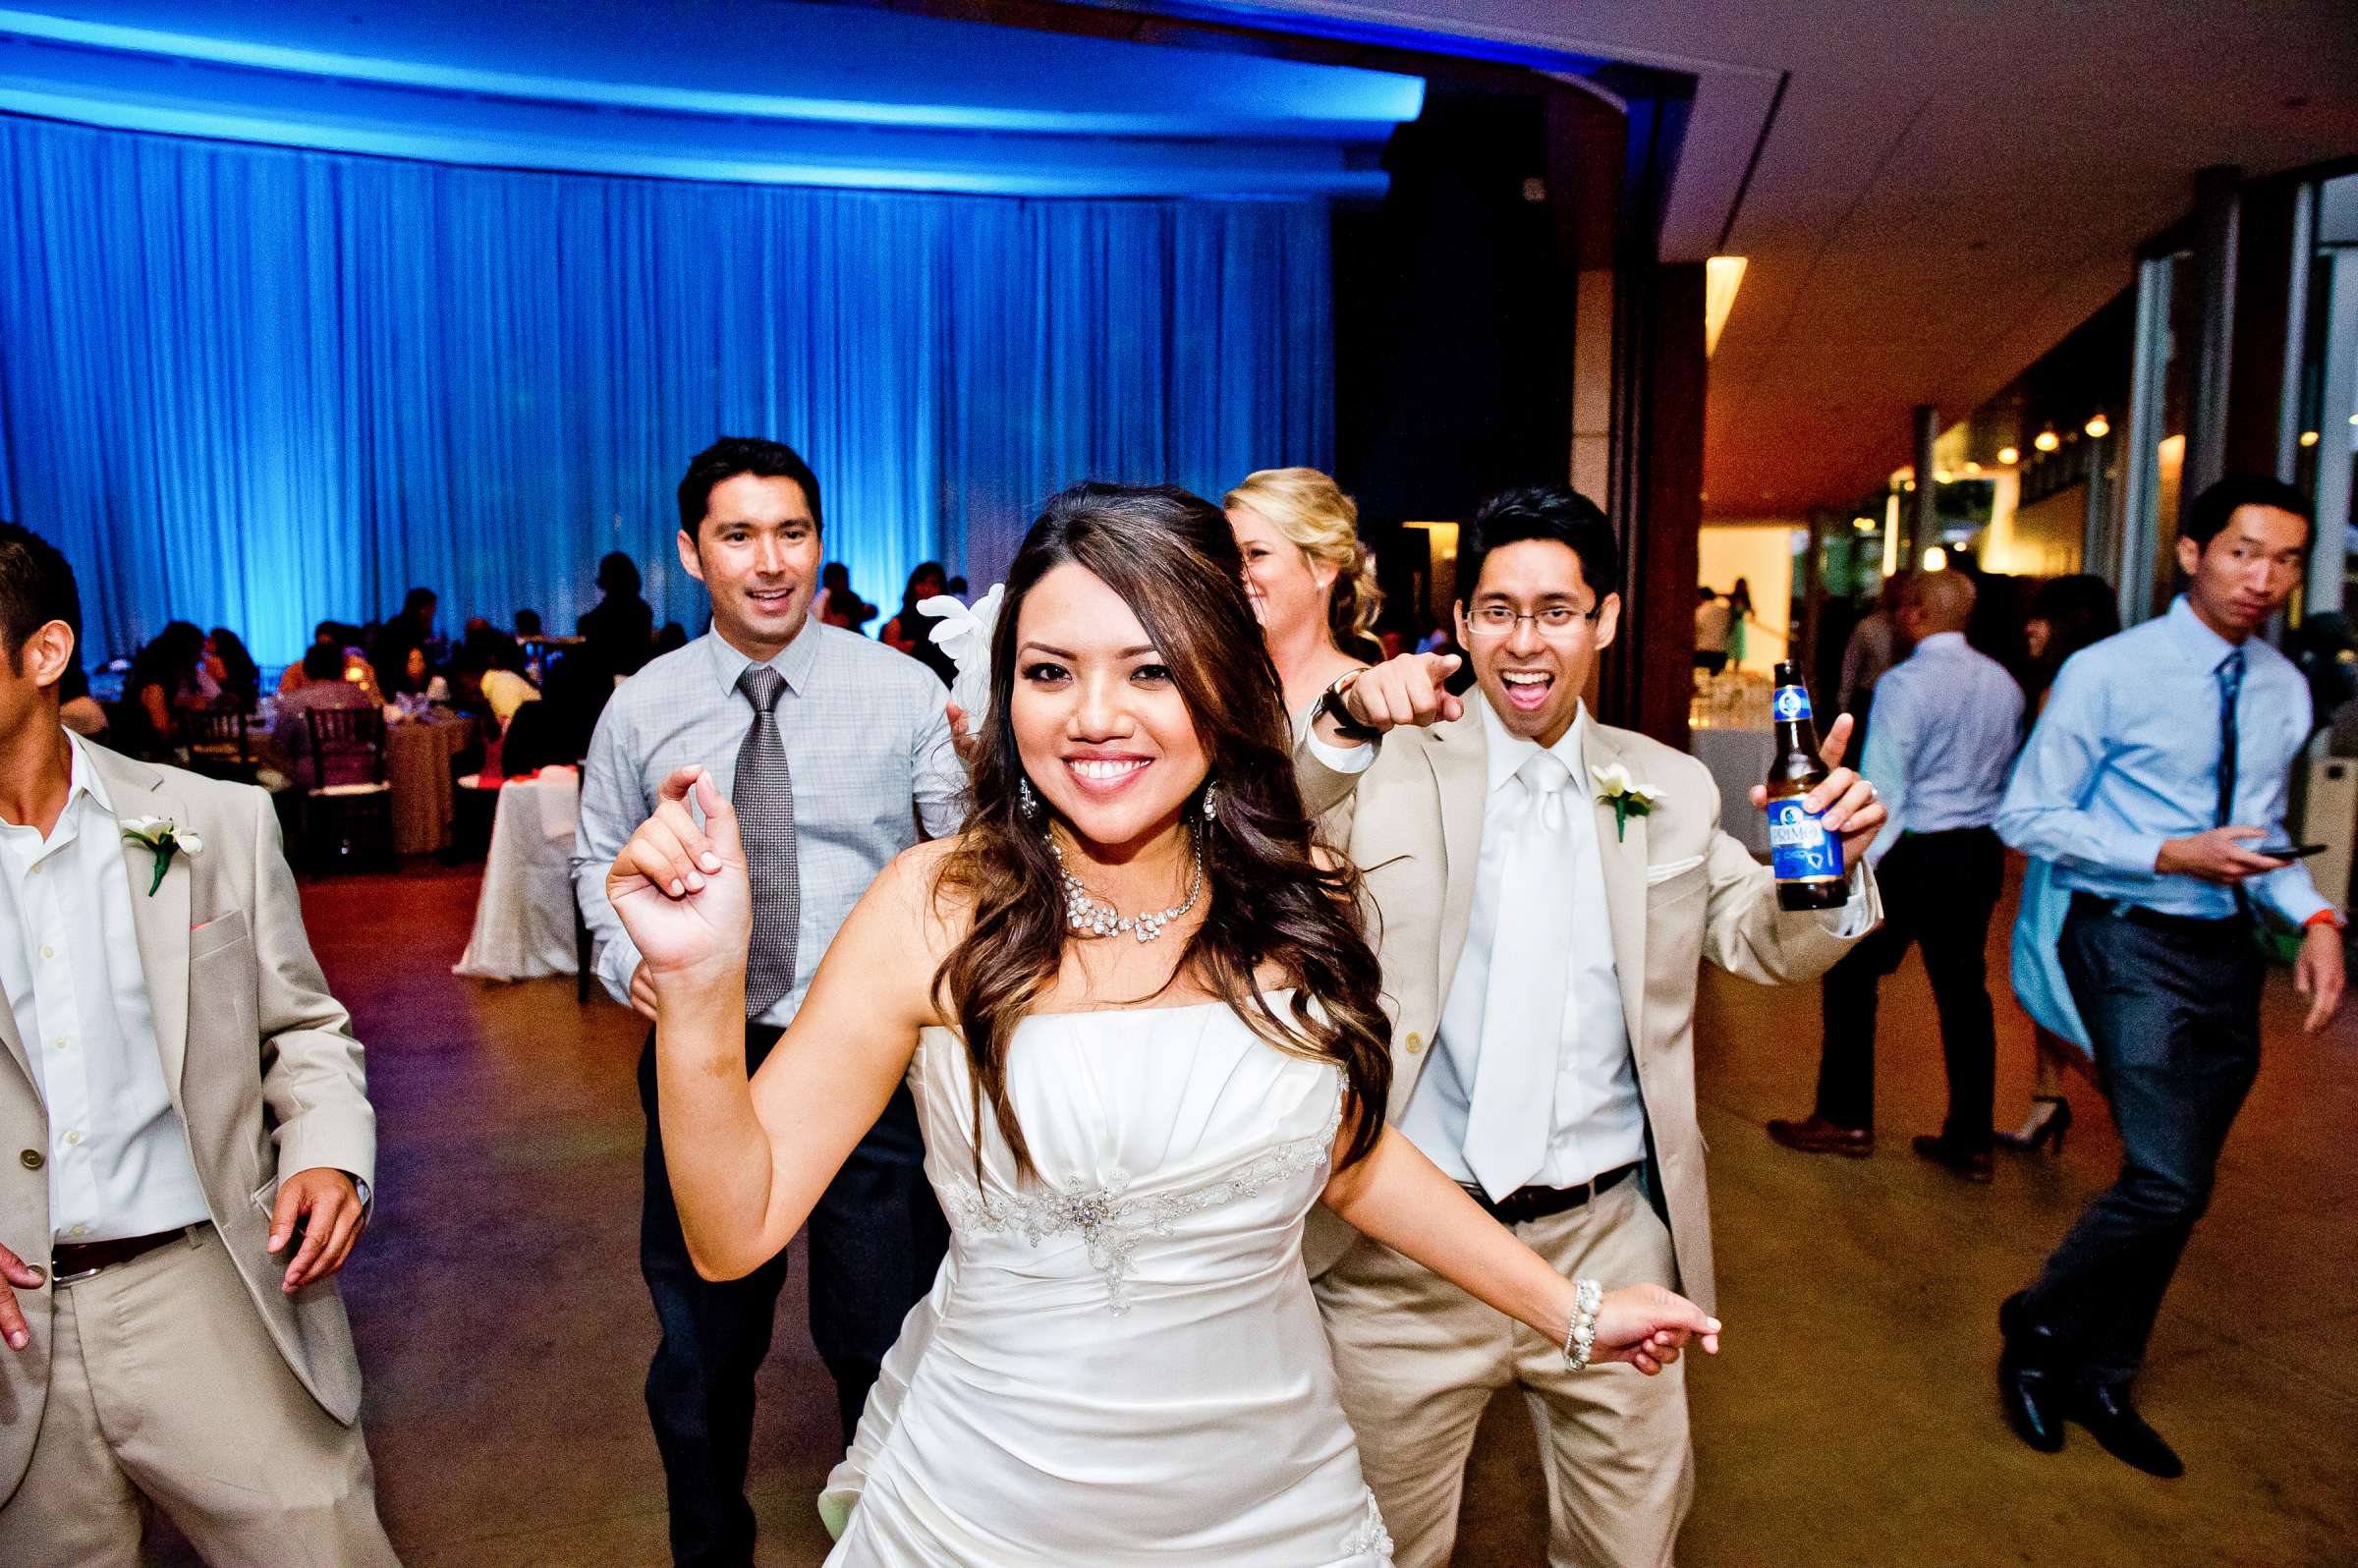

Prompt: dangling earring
[
  {"left": 1200, "top": 780, "right": 1219, "bottom": 821},
  {"left": 1017, "top": 775, "right": 1041, "bottom": 821}
]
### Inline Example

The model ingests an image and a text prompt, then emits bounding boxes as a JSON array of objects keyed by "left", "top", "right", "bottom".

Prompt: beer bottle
[{"left": 1765, "top": 660, "right": 1848, "bottom": 912}]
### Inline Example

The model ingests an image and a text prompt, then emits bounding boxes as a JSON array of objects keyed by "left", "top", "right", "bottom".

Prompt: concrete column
[
  {"left": 1907, "top": 402, "right": 1938, "bottom": 567},
  {"left": 2182, "top": 164, "right": 2243, "bottom": 516}
]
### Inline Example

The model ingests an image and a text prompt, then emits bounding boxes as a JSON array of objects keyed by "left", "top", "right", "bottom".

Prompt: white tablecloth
[
  {"left": 454, "top": 768, "right": 580, "bottom": 982},
  {"left": 1689, "top": 725, "right": 1772, "bottom": 857}
]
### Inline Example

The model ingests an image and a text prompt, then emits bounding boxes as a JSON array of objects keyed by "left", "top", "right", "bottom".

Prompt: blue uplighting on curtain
[{"left": 0, "top": 112, "right": 1333, "bottom": 662}]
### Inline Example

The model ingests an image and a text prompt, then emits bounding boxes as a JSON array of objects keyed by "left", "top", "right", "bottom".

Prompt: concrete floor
[{"left": 156, "top": 862, "right": 2357, "bottom": 1565}]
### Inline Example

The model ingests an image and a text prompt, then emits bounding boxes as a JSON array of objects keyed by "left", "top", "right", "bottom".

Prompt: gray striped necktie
[{"left": 734, "top": 665, "right": 800, "bottom": 1017}]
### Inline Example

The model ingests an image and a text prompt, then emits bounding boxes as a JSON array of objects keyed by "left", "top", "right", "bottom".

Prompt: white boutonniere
[
  {"left": 120, "top": 815, "right": 202, "bottom": 896},
  {"left": 1591, "top": 764, "right": 1662, "bottom": 842}
]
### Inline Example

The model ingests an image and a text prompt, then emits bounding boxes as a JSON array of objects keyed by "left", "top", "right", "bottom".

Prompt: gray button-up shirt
[{"left": 571, "top": 624, "right": 966, "bottom": 1026}]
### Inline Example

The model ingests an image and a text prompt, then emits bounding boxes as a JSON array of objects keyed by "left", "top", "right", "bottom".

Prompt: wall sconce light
[
  {"left": 2034, "top": 426, "right": 2061, "bottom": 453},
  {"left": 2084, "top": 412, "right": 2110, "bottom": 439},
  {"left": 1996, "top": 445, "right": 2020, "bottom": 466},
  {"left": 2301, "top": 429, "right": 2321, "bottom": 447}
]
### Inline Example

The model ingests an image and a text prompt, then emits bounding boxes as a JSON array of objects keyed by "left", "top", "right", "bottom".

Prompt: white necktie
[{"left": 1464, "top": 750, "right": 1577, "bottom": 1201}]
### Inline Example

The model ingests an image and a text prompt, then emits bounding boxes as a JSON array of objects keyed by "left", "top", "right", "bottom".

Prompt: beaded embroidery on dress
[{"left": 819, "top": 996, "right": 1392, "bottom": 1567}]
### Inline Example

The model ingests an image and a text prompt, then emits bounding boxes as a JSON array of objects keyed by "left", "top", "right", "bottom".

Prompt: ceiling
[
  {"left": 0, "top": 1, "right": 1422, "bottom": 196},
  {"left": 8, "top": 1, "right": 2356, "bottom": 517},
  {"left": 1082, "top": 0, "right": 2358, "bottom": 518}
]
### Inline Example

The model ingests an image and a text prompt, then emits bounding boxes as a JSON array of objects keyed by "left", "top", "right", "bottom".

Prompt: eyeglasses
[{"left": 1464, "top": 602, "right": 1603, "bottom": 639}]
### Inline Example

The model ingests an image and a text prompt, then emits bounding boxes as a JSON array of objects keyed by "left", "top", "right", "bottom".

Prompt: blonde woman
[{"left": 1226, "top": 468, "right": 1384, "bottom": 726}]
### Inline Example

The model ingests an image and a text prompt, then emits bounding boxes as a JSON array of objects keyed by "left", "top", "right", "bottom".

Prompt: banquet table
[
  {"left": 1689, "top": 723, "right": 1772, "bottom": 857},
  {"left": 387, "top": 712, "right": 474, "bottom": 855},
  {"left": 454, "top": 768, "right": 581, "bottom": 982}
]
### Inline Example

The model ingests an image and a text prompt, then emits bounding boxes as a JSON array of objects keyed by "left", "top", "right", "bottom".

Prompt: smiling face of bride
[{"left": 1009, "top": 562, "right": 1208, "bottom": 865}]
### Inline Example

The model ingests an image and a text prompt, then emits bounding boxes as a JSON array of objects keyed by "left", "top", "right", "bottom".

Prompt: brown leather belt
[
  {"left": 1464, "top": 1162, "right": 1642, "bottom": 1228},
  {"left": 51, "top": 1227, "right": 193, "bottom": 1285}
]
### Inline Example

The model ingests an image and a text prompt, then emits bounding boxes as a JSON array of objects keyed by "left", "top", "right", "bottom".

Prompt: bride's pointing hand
[
  {"left": 607, "top": 766, "right": 752, "bottom": 985},
  {"left": 1589, "top": 1283, "right": 1722, "bottom": 1375}
]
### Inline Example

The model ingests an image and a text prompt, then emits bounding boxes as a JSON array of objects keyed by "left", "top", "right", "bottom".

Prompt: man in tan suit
[
  {"left": 1298, "top": 487, "right": 1884, "bottom": 1567},
  {"left": 0, "top": 524, "right": 398, "bottom": 1564}
]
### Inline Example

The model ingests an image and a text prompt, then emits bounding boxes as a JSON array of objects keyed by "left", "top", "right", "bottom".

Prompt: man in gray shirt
[{"left": 572, "top": 437, "right": 962, "bottom": 1567}]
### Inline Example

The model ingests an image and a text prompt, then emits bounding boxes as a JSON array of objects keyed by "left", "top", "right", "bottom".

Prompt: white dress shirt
[
  {"left": 1400, "top": 700, "right": 1648, "bottom": 1191},
  {"left": 0, "top": 733, "right": 209, "bottom": 1244}
]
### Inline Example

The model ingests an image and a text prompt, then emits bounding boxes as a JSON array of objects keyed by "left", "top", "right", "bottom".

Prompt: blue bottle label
[
  {"left": 1772, "top": 685, "right": 1814, "bottom": 723},
  {"left": 1767, "top": 797, "right": 1843, "bottom": 882}
]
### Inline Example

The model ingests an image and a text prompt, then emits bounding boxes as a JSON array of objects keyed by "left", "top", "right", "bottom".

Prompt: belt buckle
[{"left": 50, "top": 1258, "right": 104, "bottom": 1286}]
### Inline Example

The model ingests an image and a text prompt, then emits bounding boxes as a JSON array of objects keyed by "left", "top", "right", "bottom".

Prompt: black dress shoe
[
  {"left": 2068, "top": 1382, "right": 2184, "bottom": 1478},
  {"left": 1996, "top": 1294, "right": 2066, "bottom": 1453}
]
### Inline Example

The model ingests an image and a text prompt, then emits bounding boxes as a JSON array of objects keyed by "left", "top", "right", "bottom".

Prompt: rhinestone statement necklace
[{"left": 1048, "top": 831, "right": 1204, "bottom": 943}]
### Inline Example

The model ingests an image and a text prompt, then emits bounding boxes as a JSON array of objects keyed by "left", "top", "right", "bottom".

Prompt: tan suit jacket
[
  {"left": 1301, "top": 710, "right": 1880, "bottom": 1312},
  {"left": 0, "top": 745, "right": 375, "bottom": 1504}
]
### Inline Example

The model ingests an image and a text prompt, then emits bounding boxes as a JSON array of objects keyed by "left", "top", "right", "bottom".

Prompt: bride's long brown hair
[{"left": 932, "top": 481, "right": 1393, "bottom": 1182}]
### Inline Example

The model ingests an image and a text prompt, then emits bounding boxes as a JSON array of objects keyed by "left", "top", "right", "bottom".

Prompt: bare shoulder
[{"left": 868, "top": 835, "right": 980, "bottom": 950}]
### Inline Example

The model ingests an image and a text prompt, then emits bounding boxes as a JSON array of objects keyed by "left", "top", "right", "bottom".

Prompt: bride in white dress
[{"left": 606, "top": 482, "right": 1719, "bottom": 1566}]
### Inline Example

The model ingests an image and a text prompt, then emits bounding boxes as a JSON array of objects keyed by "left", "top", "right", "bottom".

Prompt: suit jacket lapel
[
  {"left": 1423, "top": 710, "right": 1488, "bottom": 1013},
  {"left": 91, "top": 748, "right": 193, "bottom": 1100},
  {"left": 1582, "top": 723, "right": 1650, "bottom": 1055}
]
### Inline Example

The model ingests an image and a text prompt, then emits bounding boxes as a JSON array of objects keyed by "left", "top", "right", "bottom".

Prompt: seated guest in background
[
  {"left": 878, "top": 561, "right": 955, "bottom": 686},
  {"left": 0, "top": 522, "right": 398, "bottom": 1564},
  {"left": 651, "top": 621, "right": 688, "bottom": 657},
  {"left": 369, "top": 588, "right": 439, "bottom": 687},
  {"left": 376, "top": 640, "right": 430, "bottom": 700},
  {"left": 272, "top": 645, "right": 373, "bottom": 790},
  {"left": 496, "top": 700, "right": 569, "bottom": 777},
  {"left": 1993, "top": 476, "right": 2344, "bottom": 1478},
  {"left": 814, "top": 561, "right": 876, "bottom": 632},
  {"left": 580, "top": 552, "right": 655, "bottom": 680},
  {"left": 1224, "top": 467, "right": 1382, "bottom": 721},
  {"left": 202, "top": 629, "right": 260, "bottom": 714},
  {"left": 574, "top": 435, "right": 960, "bottom": 1566},
  {"left": 514, "top": 608, "right": 543, "bottom": 641},
  {"left": 279, "top": 622, "right": 342, "bottom": 696},
  {"left": 114, "top": 621, "right": 207, "bottom": 761},
  {"left": 1694, "top": 586, "right": 1730, "bottom": 674},
  {"left": 1768, "top": 570, "right": 2024, "bottom": 1176}
]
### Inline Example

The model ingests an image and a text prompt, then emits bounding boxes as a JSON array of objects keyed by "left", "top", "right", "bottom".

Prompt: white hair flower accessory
[
  {"left": 923, "top": 584, "right": 1003, "bottom": 726},
  {"left": 120, "top": 815, "right": 202, "bottom": 895},
  {"left": 1590, "top": 764, "right": 1661, "bottom": 842}
]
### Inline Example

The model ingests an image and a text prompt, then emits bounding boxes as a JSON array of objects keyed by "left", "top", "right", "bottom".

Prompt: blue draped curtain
[{"left": 0, "top": 113, "right": 1332, "bottom": 662}]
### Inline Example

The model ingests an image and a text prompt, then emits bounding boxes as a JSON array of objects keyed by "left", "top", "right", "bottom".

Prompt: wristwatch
[{"left": 1317, "top": 669, "right": 1382, "bottom": 744}]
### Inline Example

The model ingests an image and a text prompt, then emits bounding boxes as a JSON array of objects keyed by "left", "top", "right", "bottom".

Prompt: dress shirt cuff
[
  {"left": 1817, "top": 861, "right": 1877, "bottom": 938},
  {"left": 594, "top": 928, "right": 646, "bottom": 1010},
  {"left": 1303, "top": 730, "right": 1376, "bottom": 775},
  {"left": 2304, "top": 908, "right": 2345, "bottom": 930}
]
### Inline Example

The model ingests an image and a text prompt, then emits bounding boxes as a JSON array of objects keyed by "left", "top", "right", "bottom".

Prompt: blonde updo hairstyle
[{"left": 1224, "top": 468, "right": 1384, "bottom": 661}]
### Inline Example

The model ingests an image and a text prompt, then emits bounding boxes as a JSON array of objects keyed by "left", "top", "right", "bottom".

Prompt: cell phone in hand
[{"left": 2252, "top": 843, "right": 2330, "bottom": 860}]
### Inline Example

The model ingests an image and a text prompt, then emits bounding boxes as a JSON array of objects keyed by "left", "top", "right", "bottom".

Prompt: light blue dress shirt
[
  {"left": 1996, "top": 595, "right": 2330, "bottom": 926},
  {"left": 1859, "top": 631, "right": 2025, "bottom": 865}
]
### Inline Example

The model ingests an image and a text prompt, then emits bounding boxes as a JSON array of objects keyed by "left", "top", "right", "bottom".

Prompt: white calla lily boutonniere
[
  {"left": 120, "top": 815, "right": 202, "bottom": 896},
  {"left": 1591, "top": 763, "right": 1662, "bottom": 843}
]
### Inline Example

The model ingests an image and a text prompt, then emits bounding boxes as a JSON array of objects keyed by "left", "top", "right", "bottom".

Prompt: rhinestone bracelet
[{"left": 1562, "top": 1277, "right": 1603, "bottom": 1372}]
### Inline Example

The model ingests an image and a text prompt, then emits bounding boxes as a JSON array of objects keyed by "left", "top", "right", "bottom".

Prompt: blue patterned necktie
[
  {"left": 734, "top": 665, "right": 800, "bottom": 1018},
  {"left": 2216, "top": 648, "right": 2245, "bottom": 830}
]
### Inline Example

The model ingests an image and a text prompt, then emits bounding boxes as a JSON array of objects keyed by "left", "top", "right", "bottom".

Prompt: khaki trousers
[
  {"left": 0, "top": 1224, "right": 399, "bottom": 1568},
  {"left": 1315, "top": 1178, "right": 1694, "bottom": 1568}
]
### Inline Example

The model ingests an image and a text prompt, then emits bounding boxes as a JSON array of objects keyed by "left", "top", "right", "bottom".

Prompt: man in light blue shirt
[
  {"left": 1768, "top": 570, "right": 2023, "bottom": 1176},
  {"left": 1992, "top": 476, "right": 2345, "bottom": 1480}
]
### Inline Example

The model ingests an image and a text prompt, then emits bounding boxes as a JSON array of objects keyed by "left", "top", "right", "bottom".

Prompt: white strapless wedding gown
[{"left": 819, "top": 998, "right": 1394, "bottom": 1566}]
